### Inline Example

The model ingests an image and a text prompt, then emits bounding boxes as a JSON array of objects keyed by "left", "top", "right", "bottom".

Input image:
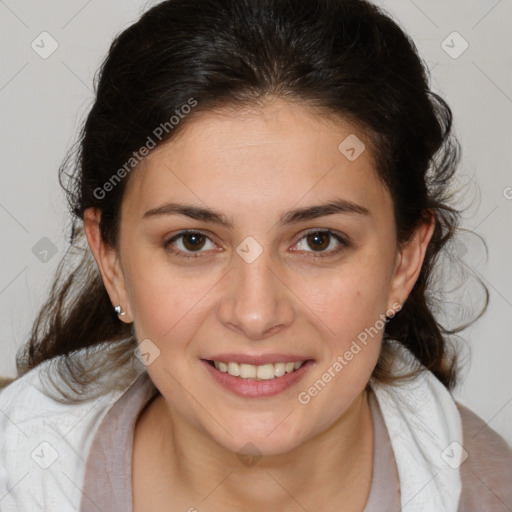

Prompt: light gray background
[{"left": 1, "top": 1, "right": 511, "bottom": 444}]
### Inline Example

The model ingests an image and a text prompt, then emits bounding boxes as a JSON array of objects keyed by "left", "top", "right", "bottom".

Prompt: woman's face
[{"left": 87, "top": 97, "right": 432, "bottom": 456}]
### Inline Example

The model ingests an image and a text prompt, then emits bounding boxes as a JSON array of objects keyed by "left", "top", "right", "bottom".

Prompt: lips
[{"left": 201, "top": 356, "right": 315, "bottom": 398}]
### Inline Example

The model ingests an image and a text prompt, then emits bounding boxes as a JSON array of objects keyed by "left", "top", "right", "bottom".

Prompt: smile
[
  {"left": 202, "top": 359, "right": 314, "bottom": 398},
  {"left": 210, "top": 360, "right": 305, "bottom": 380}
]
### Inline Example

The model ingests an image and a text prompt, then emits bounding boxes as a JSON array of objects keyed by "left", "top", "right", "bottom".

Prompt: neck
[{"left": 138, "top": 389, "right": 375, "bottom": 511}]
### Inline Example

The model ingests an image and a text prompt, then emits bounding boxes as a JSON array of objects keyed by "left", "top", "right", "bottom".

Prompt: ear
[
  {"left": 83, "top": 208, "right": 133, "bottom": 323},
  {"left": 388, "top": 212, "right": 435, "bottom": 312}
]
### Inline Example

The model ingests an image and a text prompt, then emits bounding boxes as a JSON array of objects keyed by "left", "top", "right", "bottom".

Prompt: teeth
[
  {"left": 274, "top": 363, "right": 286, "bottom": 377},
  {"left": 285, "top": 362, "right": 295, "bottom": 373},
  {"left": 257, "top": 364, "right": 274, "bottom": 380},
  {"left": 240, "top": 364, "right": 256, "bottom": 378},
  {"left": 228, "top": 362, "right": 240, "bottom": 377},
  {"left": 212, "top": 360, "right": 306, "bottom": 380}
]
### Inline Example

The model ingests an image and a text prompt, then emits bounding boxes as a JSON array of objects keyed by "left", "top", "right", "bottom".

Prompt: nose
[{"left": 216, "top": 246, "right": 295, "bottom": 341}]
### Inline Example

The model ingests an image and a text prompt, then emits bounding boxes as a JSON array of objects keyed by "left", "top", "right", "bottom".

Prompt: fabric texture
[
  {"left": 1, "top": 342, "right": 511, "bottom": 511},
  {"left": 0, "top": 356, "right": 145, "bottom": 512},
  {"left": 78, "top": 371, "right": 402, "bottom": 511},
  {"left": 370, "top": 341, "right": 464, "bottom": 511}
]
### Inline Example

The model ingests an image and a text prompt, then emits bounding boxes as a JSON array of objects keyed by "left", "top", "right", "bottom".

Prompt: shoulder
[
  {"left": 0, "top": 359, "right": 121, "bottom": 438},
  {"left": 456, "top": 401, "right": 512, "bottom": 511},
  {"left": 0, "top": 359, "right": 135, "bottom": 511}
]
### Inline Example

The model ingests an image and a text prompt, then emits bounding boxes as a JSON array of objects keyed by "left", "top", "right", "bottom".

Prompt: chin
[{"left": 210, "top": 419, "right": 310, "bottom": 459}]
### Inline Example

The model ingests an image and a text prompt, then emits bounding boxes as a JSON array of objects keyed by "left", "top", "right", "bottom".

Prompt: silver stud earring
[{"left": 114, "top": 305, "right": 126, "bottom": 317}]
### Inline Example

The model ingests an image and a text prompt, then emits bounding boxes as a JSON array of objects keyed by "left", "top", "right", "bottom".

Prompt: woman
[{"left": 1, "top": 0, "right": 511, "bottom": 510}]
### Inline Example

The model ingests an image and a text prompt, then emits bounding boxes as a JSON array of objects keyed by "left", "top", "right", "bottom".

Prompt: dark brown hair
[{"left": 7, "top": 0, "right": 487, "bottom": 401}]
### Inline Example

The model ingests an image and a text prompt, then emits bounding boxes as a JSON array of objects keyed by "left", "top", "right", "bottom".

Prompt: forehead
[{"left": 121, "top": 98, "right": 391, "bottom": 221}]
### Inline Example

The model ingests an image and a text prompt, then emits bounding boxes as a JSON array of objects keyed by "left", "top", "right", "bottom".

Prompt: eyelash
[{"left": 163, "top": 229, "right": 349, "bottom": 260}]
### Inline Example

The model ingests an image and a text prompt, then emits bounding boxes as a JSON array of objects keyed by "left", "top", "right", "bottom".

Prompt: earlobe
[
  {"left": 389, "top": 213, "right": 435, "bottom": 309},
  {"left": 83, "top": 208, "right": 133, "bottom": 323}
]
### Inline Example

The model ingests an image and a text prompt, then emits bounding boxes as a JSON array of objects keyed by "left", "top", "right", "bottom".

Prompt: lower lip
[{"left": 201, "top": 359, "right": 314, "bottom": 398}]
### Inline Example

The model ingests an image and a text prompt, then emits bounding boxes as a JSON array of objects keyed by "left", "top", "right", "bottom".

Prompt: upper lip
[{"left": 203, "top": 353, "right": 313, "bottom": 365}]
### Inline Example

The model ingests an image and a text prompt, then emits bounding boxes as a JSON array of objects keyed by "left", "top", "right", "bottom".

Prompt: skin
[{"left": 84, "top": 97, "right": 434, "bottom": 511}]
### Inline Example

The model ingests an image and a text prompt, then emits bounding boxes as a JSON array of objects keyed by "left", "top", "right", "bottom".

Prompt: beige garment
[{"left": 80, "top": 372, "right": 512, "bottom": 511}]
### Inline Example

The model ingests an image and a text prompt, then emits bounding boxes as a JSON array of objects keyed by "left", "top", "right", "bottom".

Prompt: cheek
[
  {"left": 123, "top": 251, "right": 213, "bottom": 340},
  {"left": 298, "top": 262, "right": 392, "bottom": 343},
  {"left": 290, "top": 257, "right": 391, "bottom": 398},
  {"left": 295, "top": 282, "right": 385, "bottom": 421},
  {"left": 134, "top": 288, "right": 207, "bottom": 345}
]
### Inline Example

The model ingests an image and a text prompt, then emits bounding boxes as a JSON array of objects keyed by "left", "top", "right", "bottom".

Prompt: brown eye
[
  {"left": 306, "top": 232, "right": 330, "bottom": 251},
  {"left": 181, "top": 232, "right": 207, "bottom": 251},
  {"left": 164, "top": 230, "right": 216, "bottom": 258},
  {"left": 292, "top": 230, "right": 348, "bottom": 257}
]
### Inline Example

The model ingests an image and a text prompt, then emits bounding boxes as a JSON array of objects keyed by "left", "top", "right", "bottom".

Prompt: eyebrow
[{"left": 143, "top": 198, "right": 370, "bottom": 229}]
